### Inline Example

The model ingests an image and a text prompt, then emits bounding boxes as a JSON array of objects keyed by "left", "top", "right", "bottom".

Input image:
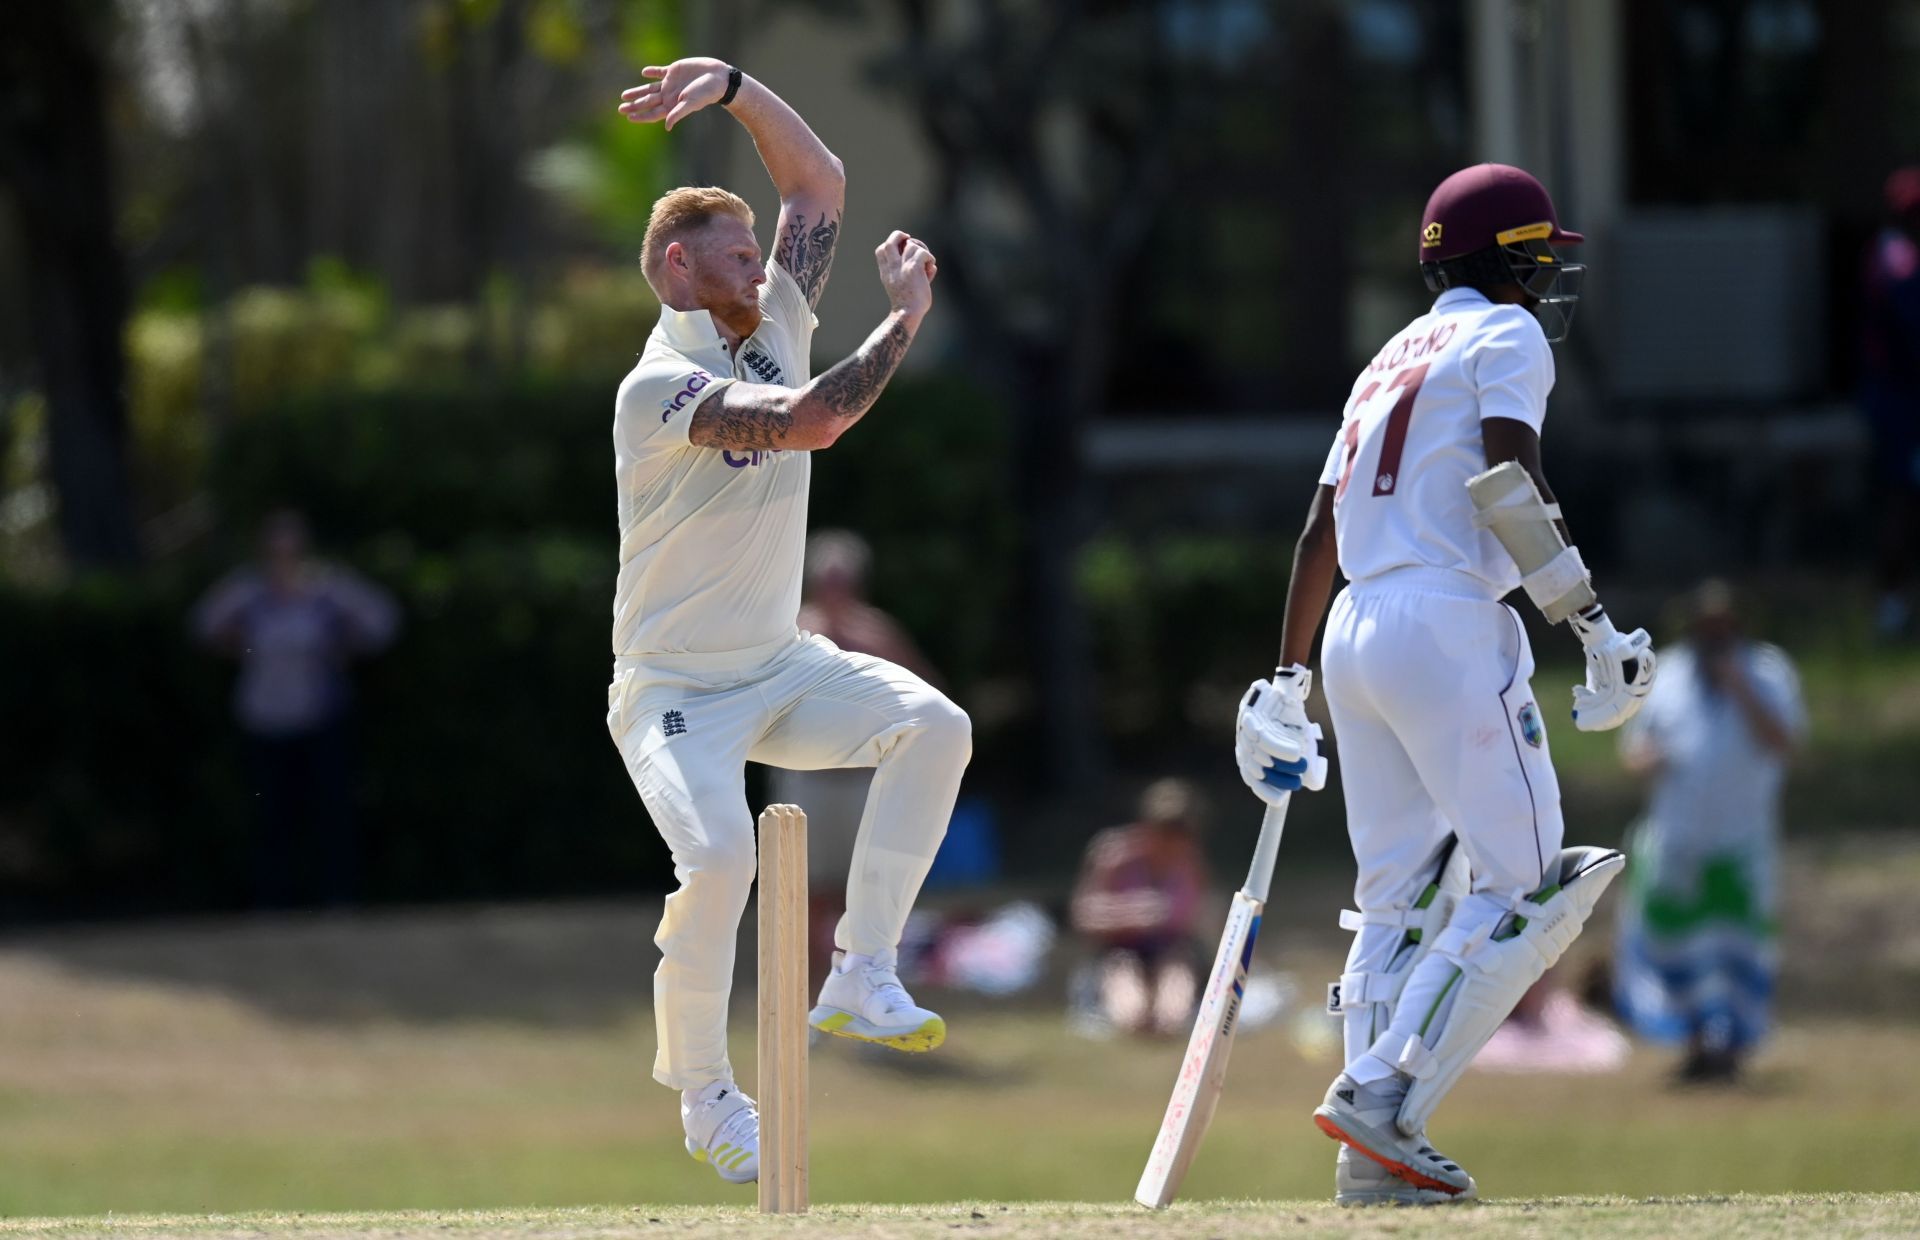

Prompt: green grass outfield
[
  {"left": 4, "top": 1197, "right": 1920, "bottom": 1239},
  {"left": 3, "top": 896, "right": 1919, "bottom": 1221}
]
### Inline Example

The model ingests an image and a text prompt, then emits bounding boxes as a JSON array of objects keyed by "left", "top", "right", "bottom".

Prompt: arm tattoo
[
  {"left": 688, "top": 391, "right": 795, "bottom": 451},
  {"left": 687, "top": 314, "right": 913, "bottom": 451},
  {"left": 775, "top": 210, "right": 841, "bottom": 309},
  {"left": 812, "top": 317, "right": 912, "bottom": 420}
]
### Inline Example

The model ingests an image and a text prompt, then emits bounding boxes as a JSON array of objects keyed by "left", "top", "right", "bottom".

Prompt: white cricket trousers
[
  {"left": 1321, "top": 566, "right": 1564, "bottom": 914},
  {"left": 607, "top": 631, "right": 972, "bottom": 1089}
]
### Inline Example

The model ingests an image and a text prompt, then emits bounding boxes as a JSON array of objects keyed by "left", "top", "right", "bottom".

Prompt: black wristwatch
[{"left": 719, "top": 65, "right": 743, "bottom": 107}]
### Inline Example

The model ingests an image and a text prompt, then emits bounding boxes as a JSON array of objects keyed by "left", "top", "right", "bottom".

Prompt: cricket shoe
[
  {"left": 1312, "top": 1072, "right": 1473, "bottom": 1197},
  {"left": 1335, "top": 1144, "right": 1475, "bottom": 1206},
  {"left": 682, "top": 1080, "right": 759, "bottom": 1184},
  {"left": 809, "top": 950, "right": 946, "bottom": 1052}
]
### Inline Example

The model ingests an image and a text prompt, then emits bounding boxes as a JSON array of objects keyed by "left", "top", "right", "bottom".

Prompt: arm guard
[{"left": 1466, "top": 460, "right": 1596, "bottom": 624}]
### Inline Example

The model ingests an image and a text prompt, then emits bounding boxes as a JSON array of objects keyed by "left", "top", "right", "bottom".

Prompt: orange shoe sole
[{"left": 1313, "top": 1112, "right": 1467, "bottom": 1196}]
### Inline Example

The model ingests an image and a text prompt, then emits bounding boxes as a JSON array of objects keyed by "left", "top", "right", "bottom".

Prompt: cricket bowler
[
  {"left": 608, "top": 58, "right": 968, "bottom": 1185},
  {"left": 1232, "top": 164, "right": 1658, "bottom": 1204}
]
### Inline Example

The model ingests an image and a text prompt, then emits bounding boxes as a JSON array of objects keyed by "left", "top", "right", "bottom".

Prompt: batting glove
[
  {"left": 1234, "top": 666, "right": 1329, "bottom": 806},
  {"left": 1569, "top": 606, "right": 1657, "bottom": 732}
]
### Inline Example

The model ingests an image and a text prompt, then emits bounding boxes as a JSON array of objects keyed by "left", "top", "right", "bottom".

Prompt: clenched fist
[{"left": 876, "top": 231, "right": 937, "bottom": 320}]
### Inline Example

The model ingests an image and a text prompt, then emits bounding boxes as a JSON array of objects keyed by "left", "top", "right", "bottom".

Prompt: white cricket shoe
[
  {"left": 809, "top": 950, "right": 947, "bottom": 1052},
  {"left": 1313, "top": 1072, "right": 1473, "bottom": 1197},
  {"left": 682, "top": 1080, "right": 759, "bottom": 1184},
  {"left": 1335, "top": 1144, "right": 1475, "bottom": 1206}
]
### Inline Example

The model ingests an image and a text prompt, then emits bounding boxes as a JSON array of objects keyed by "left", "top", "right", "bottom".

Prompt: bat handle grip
[{"left": 1242, "top": 796, "right": 1288, "bottom": 903}]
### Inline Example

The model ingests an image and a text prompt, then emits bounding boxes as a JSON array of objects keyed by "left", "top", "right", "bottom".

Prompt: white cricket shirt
[
  {"left": 1319, "top": 288, "right": 1554, "bottom": 595},
  {"left": 611, "top": 261, "right": 817, "bottom": 656}
]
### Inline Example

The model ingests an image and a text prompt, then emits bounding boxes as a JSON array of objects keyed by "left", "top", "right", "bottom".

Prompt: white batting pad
[
  {"left": 1328, "top": 844, "right": 1471, "bottom": 1066},
  {"left": 1394, "top": 847, "right": 1625, "bottom": 1136}
]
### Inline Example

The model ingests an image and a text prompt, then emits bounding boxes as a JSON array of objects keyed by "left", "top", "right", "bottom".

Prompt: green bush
[
  {"left": 121, "top": 269, "right": 663, "bottom": 521},
  {"left": 211, "top": 378, "right": 616, "bottom": 549},
  {"left": 0, "top": 550, "right": 644, "bottom": 916},
  {"left": 0, "top": 571, "right": 244, "bottom": 914}
]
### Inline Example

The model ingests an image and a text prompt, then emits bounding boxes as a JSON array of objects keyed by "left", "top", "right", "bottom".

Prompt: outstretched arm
[
  {"left": 689, "top": 232, "right": 935, "bottom": 452},
  {"left": 619, "top": 59, "right": 845, "bottom": 308}
]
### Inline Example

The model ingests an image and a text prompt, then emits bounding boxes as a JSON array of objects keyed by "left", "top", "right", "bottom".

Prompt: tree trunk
[
  {"left": 1012, "top": 346, "right": 1103, "bottom": 791},
  {"left": 0, "top": 3, "right": 141, "bottom": 567}
]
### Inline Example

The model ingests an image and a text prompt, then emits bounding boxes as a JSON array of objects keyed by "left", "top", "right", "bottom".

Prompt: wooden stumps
[{"left": 756, "top": 803, "right": 809, "bottom": 1214}]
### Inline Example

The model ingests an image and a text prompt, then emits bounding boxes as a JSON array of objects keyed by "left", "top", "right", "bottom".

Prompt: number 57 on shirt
[{"left": 1335, "top": 363, "right": 1430, "bottom": 500}]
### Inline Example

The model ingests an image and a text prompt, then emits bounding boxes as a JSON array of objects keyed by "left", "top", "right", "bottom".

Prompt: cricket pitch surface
[{"left": 4, "top": 1197, "right": 1919, "bottom": 1239}]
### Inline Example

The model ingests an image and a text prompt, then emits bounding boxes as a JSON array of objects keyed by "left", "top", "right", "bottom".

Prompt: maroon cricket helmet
[
  {"left": 1418, "top": 163, "right": 1583, "bottom": 264},
  {"left": 1418, "top": 163, "right": 1587, "bottom": 342}
]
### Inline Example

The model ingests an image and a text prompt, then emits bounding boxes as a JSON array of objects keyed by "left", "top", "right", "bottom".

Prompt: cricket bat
[{"left": 1133, "top": 794, "right": 1291, "bottom": 1209}]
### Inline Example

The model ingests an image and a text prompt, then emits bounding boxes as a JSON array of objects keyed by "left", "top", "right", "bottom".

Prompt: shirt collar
[
  {"left": 1433, "top": 287, "right": 1492, "bottom": 312},
  {"left": 654, "top": 302, "right": 728, "bottom": 355}
]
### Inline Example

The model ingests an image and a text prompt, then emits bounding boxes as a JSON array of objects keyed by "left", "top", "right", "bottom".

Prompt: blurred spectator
[
  {"left": 192, "top": 511, "right": 399, "bottom": 909},
  {"left": 1472, "top": 968, "right": 1630, "bottom": 1076},
  {"left": 791, "top": 530, "right": 941, "bottom": 679},
  {"left": 770, "top": 530, "right": 946, "bottom": 990},
  {"left": 1861, "top": 166, "right": 1920, "bottom": 638},
  {"left": 1069, "top": 778, "right": 1211, "bottom": 1037},
  {"left": 902, "top": 901, "right": 1056, "bottom": 997},
  {"left": 1612, "top": 580, "right": 1806, "bottom": 1083}
]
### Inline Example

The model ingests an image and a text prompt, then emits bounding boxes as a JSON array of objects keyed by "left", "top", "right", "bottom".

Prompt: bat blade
[{"left": 1133, "top": 890, "right": 1263, "bottom": 1209}]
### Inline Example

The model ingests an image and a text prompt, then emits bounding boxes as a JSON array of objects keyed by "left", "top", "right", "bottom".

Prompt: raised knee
[{"left": 918, "top": 693, "right": 972, "bottom": 759}]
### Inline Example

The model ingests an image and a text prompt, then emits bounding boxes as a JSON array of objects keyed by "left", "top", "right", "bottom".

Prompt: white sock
[
  {"left": 682, "top": 1078, "right": 733, "bottom": 1109},
  {"left": 836, "top": 951, "right": 877, "bottom": 975},
  {"left": 1347, "top": 1052, "right": 1400, "bottom": 1085}
]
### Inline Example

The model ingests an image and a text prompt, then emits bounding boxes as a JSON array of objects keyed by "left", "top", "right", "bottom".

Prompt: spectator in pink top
[
  {"left": 1070, "top": 778, "right": 1212, "bottom": 1036},
  {"left": 193, "top": 510, "right": 399, "bottom": 908}
]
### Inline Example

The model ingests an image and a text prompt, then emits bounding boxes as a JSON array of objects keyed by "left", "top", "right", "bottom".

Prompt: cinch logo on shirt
[
  {"left": 723, "top": 449, "right": 779, "bottom": 469},
  {"left": 660, "top": 370, "right": 716, "bottom": 422}
]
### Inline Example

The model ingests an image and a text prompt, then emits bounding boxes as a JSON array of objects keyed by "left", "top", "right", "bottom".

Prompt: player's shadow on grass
[
  {"left": 820, "top": 1038, "right": 1032, "bottom": 1087},
  {"left": 1670, "top": 1065, "right": 1804, "bottom": 1097}
]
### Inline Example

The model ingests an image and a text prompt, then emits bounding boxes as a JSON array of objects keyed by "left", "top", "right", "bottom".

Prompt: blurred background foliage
[
  {"left": 2, "top": 2, "right": 1920, "bottom": 1223},
  {"left": 0, "top": 307, "right": 1022, "bottom": 916},
  {"left": 2, "top": 0, "right": 1918, "bottom": 918}
]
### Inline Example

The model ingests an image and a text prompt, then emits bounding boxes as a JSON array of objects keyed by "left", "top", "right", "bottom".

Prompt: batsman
[
  {"left": 1233, "top": 165, "right": 1657, "bottom": 1204},
  {"left": 606, "top": 59, "right": 968, "bottom": 1185}
]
